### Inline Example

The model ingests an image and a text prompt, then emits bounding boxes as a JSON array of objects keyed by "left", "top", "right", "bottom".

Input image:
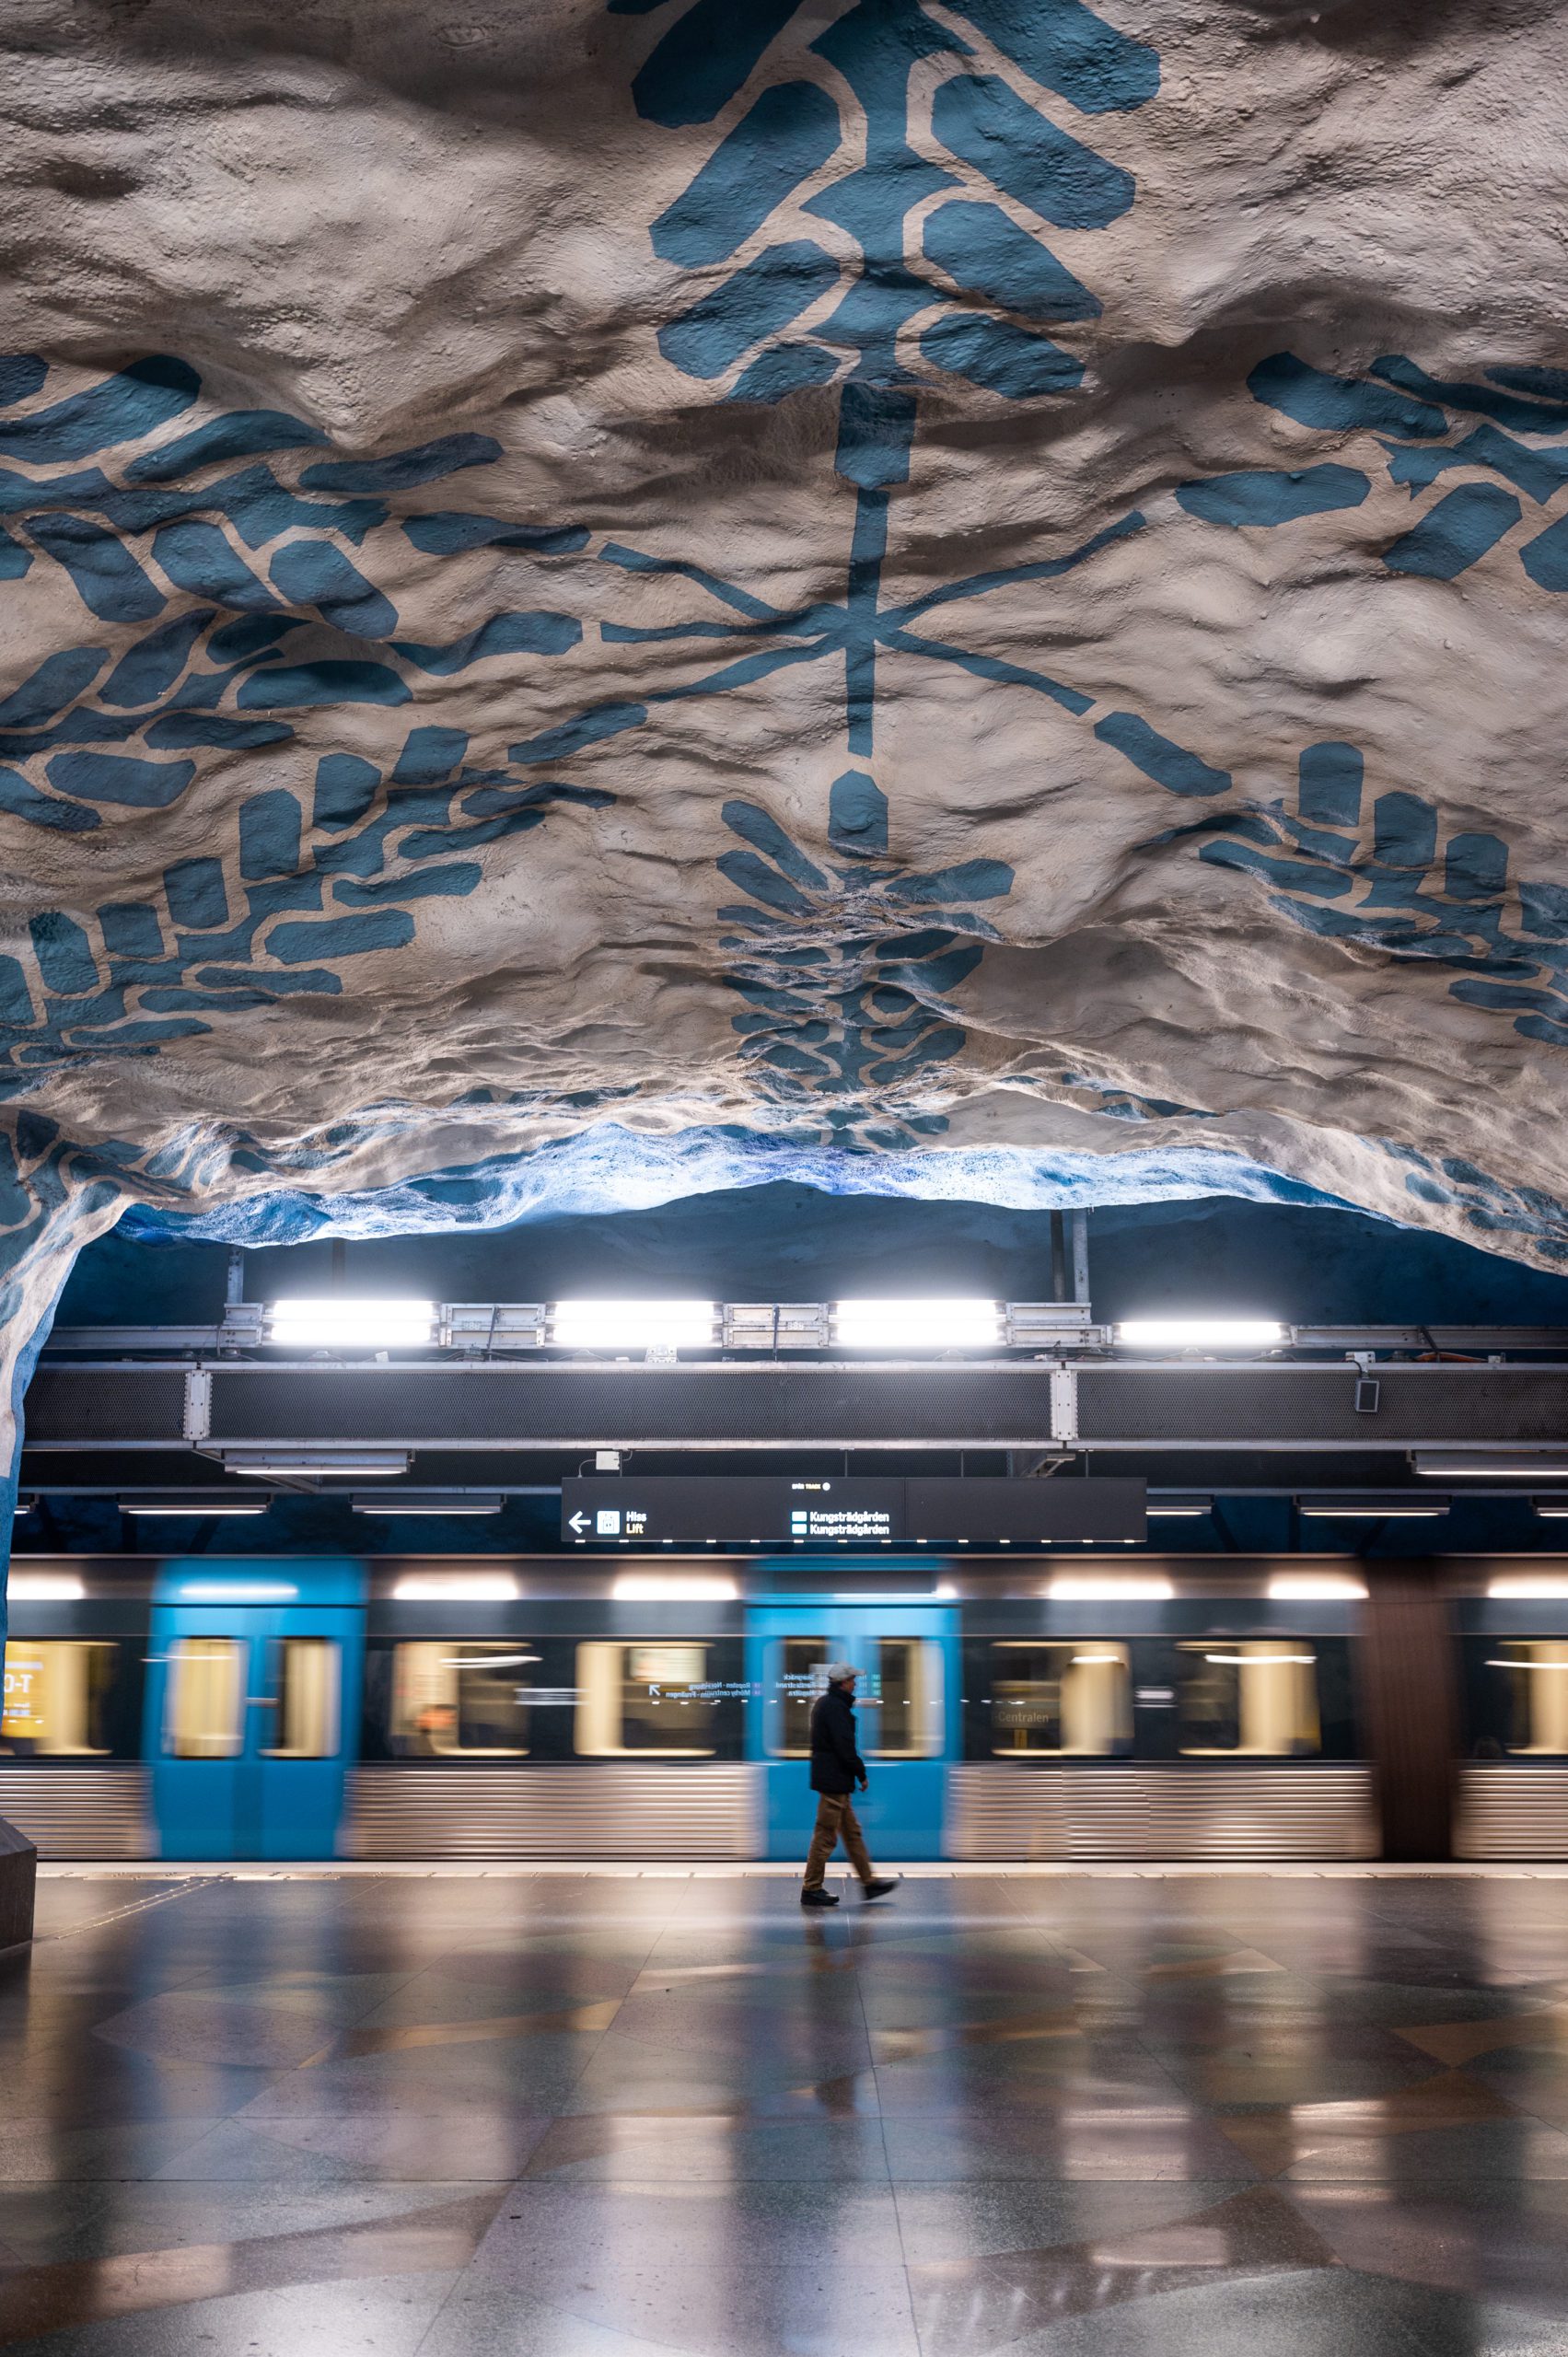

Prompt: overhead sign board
[{"left": 562, "top": 1475, "right": 1145, "bottom": 1547}]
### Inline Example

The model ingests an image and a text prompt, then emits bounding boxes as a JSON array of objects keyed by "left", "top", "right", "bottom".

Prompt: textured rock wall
[{"left": 1, "top": 0, "right": 1567, "bottom": 1479}]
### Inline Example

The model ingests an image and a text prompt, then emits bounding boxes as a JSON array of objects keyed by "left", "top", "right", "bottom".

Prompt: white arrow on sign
[{"left": 568, "top": 1512, "right": 589, "bottom": 1534}]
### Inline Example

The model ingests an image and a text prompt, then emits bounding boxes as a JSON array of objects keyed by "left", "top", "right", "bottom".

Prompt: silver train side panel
[
  {"left": 946, "top": 1765, "right": 1377, "bottom": 1861},
  {"left": 343, "top": 1764, "right": 764, "bottom": 1860},
  {"left": 0, "top": 1768, "right": 150, "bottom": 1859},
  {"left": 1455, "top": 1767, "right": 1568, "bottom": 1859}
]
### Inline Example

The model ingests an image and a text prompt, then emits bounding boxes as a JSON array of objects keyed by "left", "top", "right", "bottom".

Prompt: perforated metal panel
[
  {"left": 343, "top": 1764, "right": 763, "bottom": 1860},
  {"left": 0, "top": 1769, "right": 149, "bottom": 1858},
  {"left": 946, "top": 1765, "right": 1376, "bottom": 1861},
  {"left": 1455, "top": 1767, "right": 1568, "bottom": 1859},
  {"left": 26, "top": 1356, "right": 1568, "bottom": 1452},
  {"left": 1077, "top": 1364, "right": 1568, "bottom": 1446},
  {"left": 25, "top": 1370, "right": 185, "bottom": 1445}
]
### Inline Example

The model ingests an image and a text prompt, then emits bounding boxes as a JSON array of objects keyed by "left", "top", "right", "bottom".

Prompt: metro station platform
[{"left": 6, "top": 1870, "right": 1568, "bottom": 2355}]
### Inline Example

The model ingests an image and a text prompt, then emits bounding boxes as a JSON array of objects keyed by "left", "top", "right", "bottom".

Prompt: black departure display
[{"left": 562, "top": 1475, "right": 1145, "bottom": 1546}]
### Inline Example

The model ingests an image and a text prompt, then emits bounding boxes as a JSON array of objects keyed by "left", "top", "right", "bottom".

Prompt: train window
[
  {"left": 575, "top": 1642, "right": 717, "bottom": 1757},
  {"left": 1177, "top": 1642, "right": 1321, "bottom": 1757},
  {"left": 990, "top": 1643, "right": 1132, "bottom": 1756},
  {"left": 389, "top": 1642, "right": 534, "bottom": 1757},
  {"left": 0, "top": 1640, "right": 119, "bottom": 1757},
  {"left": 769, "top": 1636, "right": 830, "bottom": 1757},
  {"left": 260, "top": 1638, "right": 341, "bottom": 1759},
  {"left": 1485, "top": 1640, "right": 1568, "bottom": 1755},
  {"left": 165, "top": 1637, "right": 245, "bottom": 1759},
  {"left": 865, "top": 1639, "right": 945, "bottom": 1758}
]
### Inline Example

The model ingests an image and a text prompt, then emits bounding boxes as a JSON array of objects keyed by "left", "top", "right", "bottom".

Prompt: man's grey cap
[{"left": 824, "top": 1662, "right": 858, "bottom": 1684}]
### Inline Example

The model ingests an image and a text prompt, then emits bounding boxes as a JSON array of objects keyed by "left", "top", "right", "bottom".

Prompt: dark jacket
[{"left": 809, "top": 1683, "right": 866, "bottom": 1795}]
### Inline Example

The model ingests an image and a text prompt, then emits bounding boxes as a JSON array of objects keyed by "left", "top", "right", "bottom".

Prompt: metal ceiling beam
[{"left": 20, "top": 1357, "right": 1568, "bottom": 1455}]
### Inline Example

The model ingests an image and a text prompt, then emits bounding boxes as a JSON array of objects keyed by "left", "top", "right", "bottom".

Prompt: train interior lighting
[
  {"left": 1045, "top": 1573, "right": 1177, "bottom": 1601},
  {"left": 1488, "top": 1575, "right": 1568, "bottom": 1598},
  {"left": 6, "top": 1572, "right": 86, "bottom": 1601},
  {"left": 1268, "top": 1573, "right": 1370, "bottom": 1600},
  {"left": 178, "top": 1580, "right": 299, "bottom": 1602},
  {"left": 610, "top": 1573, "right": 740, "bottom": 1601},
  {"left": 390, "top": 1573, "right": 520, "bottom": 1601}
]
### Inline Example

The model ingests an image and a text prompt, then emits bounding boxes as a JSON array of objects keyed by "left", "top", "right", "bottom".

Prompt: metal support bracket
[
  {"left": 181, "top": 1369, "right": 212, "bottom": 1442},
  {"left": 1049, "top": 1364, "right": 1080, "bottom": 1446}
]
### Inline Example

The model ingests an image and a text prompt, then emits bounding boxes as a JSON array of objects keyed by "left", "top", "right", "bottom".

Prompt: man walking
[{"left": 801, "top": 1663, "right": 897, "bottom": 1907}]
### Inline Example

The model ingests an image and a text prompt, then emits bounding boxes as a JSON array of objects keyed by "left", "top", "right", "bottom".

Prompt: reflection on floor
[{"left": 6, "top": 1872, "right": 1568, "bottom": 2353}]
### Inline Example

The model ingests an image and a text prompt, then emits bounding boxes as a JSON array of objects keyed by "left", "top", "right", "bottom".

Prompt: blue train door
[
  {"left": 748, "top": 1596, "right": 958, "bottom": 1861},
  {"left": 145, "top": 1562, "right": 365, "bottom": 1860}
]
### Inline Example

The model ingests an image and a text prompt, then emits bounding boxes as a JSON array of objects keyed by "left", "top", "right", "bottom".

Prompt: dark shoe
[
  {"left": 801, "top": 1887, "right": 840, "bottom": 1907},
  {"left": 861, "top": 1878, "right": 898, "bottom": 1902}
]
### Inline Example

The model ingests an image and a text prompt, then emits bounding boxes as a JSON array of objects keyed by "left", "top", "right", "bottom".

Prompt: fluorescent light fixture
[
  {"left": 121, "top": 1496, "right": 268, "bottom": 1516},
  {"left": 1148, "top": 1495, "right": 1213, "bottom": 1518},
  {"left": 6, "top": 1572, "right": 85, "bottom": 1600},
  {"left": 1117, "top": 1318, "right": 1284, "bottom": 1350},
  {"left": 1267, "top": 1573, "right": 1369, "bottom": 1601},
  {"left": 550, "top": 1300, "right": 716, "bottom": 1351},
  {"left": 611, "top": 1573, "right": 738, "bottom": 1601},
  {"left": 1486, "top": 1657, "right": 1568, "bottom": 1669},
  {"left": 1488, "top": 1575, "right": 1568, "bottom": 1599},
  {"left": 222, "top": 1451, "right": 409, "bottom": 1478},
  {"left": 1414, "top": 1452, "right": 1568, "bottom": 1478},
  {"left": 1047, "top": 1574, "right": 1175, "bottom": 1601},
  {"left": 1297, "top": 1494, "right": 1447, "bottom": 1518},
  {"left": 391, "top": 1573, "right": 519, "bottom": 1601},
  {"left": 1072, "top": 1653, "right": 1124, "bottom": 1665},
  {"left": 267, "top": 1297, "right": 434, "bottom": 1350},
  {"left": 832, "top": 1298, "right": 1001, "bottom": 1350},
  {"left": 350, "top": 1492, "right": 503, "bottom": 1515},
  {"left": 179, "top": 1579, "right": 298, "bottom": 1601},
  {"left": 1535, "top": 1500, "right": 1568, "bottom": 1518}
]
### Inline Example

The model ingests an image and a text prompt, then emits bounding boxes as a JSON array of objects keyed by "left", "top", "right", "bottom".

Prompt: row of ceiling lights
[{"left": 259, "top": 1298, "right": 1285, "bottom": 1352}]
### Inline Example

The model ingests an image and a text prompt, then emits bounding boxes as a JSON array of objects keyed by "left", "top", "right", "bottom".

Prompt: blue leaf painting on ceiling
[
  {"left": 598, "top": 0, "right": 1198, "bottom": 795},
  {"left": 1178, "top": 353, "right": 1568, "bottom": 587},
  {"left": 0, "top": 353, "right": 588, "bottom": 841},
  {"left": 718, "top": 773, "right": 1013, "bottom": 1147},
  {"left": 0, "top": 722, "right": 612, "bottom": 1097},
  {"left": 1173, "top": 739, "right": 1568, "bottom": 1051}
]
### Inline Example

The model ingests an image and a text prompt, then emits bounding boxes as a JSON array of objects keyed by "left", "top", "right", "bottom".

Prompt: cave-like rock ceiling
[{"left": 1, "top": 0, "right": 1565, "bottom": 1355}]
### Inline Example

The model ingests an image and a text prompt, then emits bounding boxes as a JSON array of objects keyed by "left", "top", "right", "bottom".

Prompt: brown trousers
[{"left": 803, "top": 1792, "right": 875, "bottom": 1890}]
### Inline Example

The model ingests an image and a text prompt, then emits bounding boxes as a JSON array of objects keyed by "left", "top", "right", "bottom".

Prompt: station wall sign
[{"left": 562, "top": 1475, "right": 1145, "bottom": 1546}]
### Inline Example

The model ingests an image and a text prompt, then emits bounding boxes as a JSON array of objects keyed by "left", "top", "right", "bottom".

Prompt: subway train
[{"left": 2, "top": 1552, "right": 1565, "bottom": 1864}]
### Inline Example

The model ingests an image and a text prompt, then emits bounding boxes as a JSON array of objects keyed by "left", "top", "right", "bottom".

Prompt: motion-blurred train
[{"left": 2, "top": 1553, "right": 1563, "bottom": 1863}]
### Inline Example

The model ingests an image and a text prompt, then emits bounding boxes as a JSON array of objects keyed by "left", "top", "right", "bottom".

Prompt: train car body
[{"left": 3, "top": 1553, "right": 1564, "bottom": 1863}]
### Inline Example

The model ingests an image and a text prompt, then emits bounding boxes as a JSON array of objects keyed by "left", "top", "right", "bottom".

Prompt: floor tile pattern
[{"left": 5, "top": 1869, "right": 1568, "bottom": 2351}]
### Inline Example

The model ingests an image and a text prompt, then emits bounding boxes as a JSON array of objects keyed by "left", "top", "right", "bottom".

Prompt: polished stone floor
[{"left": 6, "top": 1869, "right": 1568, "bottom": 2354}]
